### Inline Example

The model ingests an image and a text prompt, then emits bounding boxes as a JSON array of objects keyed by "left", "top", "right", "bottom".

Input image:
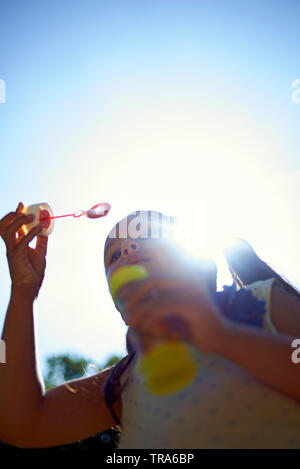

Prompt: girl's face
[
  {"left": 104, "top": 213, "right": 216, "bottom": 293},
  {"left": 104, "top": 227, "right": 188, "bottom": 281}
]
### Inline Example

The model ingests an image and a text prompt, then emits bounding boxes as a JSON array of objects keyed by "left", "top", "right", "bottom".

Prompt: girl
[{"left": 0, "top": 204, "right": 300, "bottom": 448}]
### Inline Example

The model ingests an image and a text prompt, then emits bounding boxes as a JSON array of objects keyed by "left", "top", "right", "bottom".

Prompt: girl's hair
[
  {"left": 104, "top": 329, "right": 136, "bottom": 427},
  {"left": 224, "top": 238, "right": 300, "bottom": 299},
  {"left": 103, "top": 210, "right": 217, "bottom": 428}
]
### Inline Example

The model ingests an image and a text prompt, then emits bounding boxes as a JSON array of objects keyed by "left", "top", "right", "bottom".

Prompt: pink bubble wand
[{"left": 39, "top": 202, "right": 111, "bottom": 222}]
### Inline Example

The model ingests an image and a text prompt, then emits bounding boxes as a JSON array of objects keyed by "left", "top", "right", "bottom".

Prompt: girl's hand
[
  {"left": 0, "top": 202, "right": 48, "bottom": 298},
  {"left": 117, "top": 275, "right": 228, "bottom": 354}
]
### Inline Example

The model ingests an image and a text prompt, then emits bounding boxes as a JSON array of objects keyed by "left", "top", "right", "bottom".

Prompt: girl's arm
[
  {"left": 214, "top": 282, "right": 300, "bottom": 402},
  {"left": 269, "top": 284, "right": 300, "bottom": 335},
  {"left": 0, "top": 205, "right": 120, "bottom": 448},
  {"left": 215, "top": 321, "right": 300, "bottom": 402},
  {"left": 0, "top": 286, "right": 119, "bottom": 448}
]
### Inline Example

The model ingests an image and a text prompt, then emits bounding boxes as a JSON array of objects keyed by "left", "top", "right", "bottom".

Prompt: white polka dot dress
[{"left": 118, "top": 279, "right": 300, "bottom": 448}]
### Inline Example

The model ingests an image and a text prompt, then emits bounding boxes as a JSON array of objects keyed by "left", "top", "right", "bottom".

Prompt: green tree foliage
[
  {"left": 42, "top": 352, "right": 123, "bottom": 449},
  {"left": 103, "top": 354, "right": 124, "bottom": 369},
  {"left": 44, "top": 353, "right": 122, "bottom": 389}
]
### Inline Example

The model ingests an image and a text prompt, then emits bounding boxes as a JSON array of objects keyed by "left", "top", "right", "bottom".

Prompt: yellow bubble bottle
[{"left": 109, "top": 265, "right": 197, "bottom": 396}]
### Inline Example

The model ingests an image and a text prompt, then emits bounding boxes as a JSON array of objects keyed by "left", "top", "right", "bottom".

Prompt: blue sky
[{"left": 0, "top": 0, "right": 300, "bottom": 374}]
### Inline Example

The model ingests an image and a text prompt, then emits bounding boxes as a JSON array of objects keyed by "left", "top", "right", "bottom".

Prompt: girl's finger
[
  {"left": 160, "top": 313, "right": 194, "bottom": 343},
  {"left": 17, "top": 227, "right": 25, "bottom": 241},
  {"left": 17, "top": 223, "right": 43, "bottom": 250},
  {"left": 118, "top": 276, "right": 186, "bottom": 312},
  {"left": 16, "top": 202, "right": 24, "bottom": 214},
  {"left": 35, "top": 235, "right": 48, "bottom": 256},
  {"left": 16, "top": 203, "right": 26, "bottom": 241},
  {"left": 125, "top": 295, "right": 172, "bottom": 328},
  {"left": 0, "top": 212, "right": 18, "bottom": 237},
  {"left": 124, "top": 279, "right": 202, "bottom": 316},
  {"left": 129, "top": 303, "right": 185, "bottom": 347},
  {"left": 5, "top": 214, "right": 34, "bottom": 247},
  {"left": 137, "top": 301, "right": 196, "bottom": 346},
  {"left": 5, "top": 214, "right": 33, "bottom": 236},
  {"left": 128, "top": 291, "right": 196, "bottom": 329},
  {"left": 16, "top": 203, "right": 29, "bottom": 241}
]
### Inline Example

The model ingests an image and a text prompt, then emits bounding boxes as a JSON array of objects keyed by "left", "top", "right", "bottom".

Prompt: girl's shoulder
[
  {"left": 244, "top": 277, "right": 276, "bottom": 297},
  {"left": 215, "top": 278, "right": 277, "bottom": 332},
  {"left": 244, "top": 278, "right": 277, "bottom": 333}
]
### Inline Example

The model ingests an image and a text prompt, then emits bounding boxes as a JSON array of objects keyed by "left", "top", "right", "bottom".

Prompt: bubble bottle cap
[{"left": 23, "top": 203, "right": 54, "bottom": 237}]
